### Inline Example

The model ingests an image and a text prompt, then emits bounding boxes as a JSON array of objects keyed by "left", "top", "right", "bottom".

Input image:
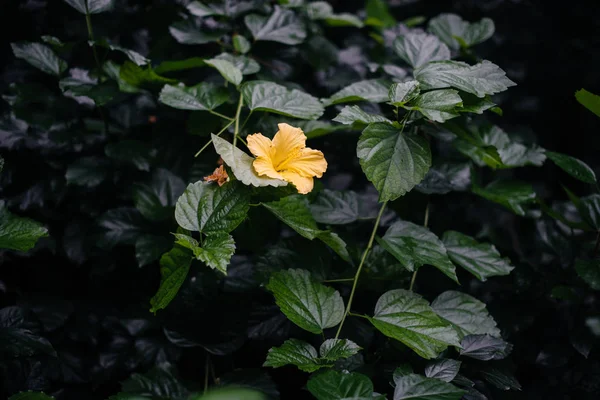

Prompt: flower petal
[
  {"left": 247, "top": 133, "right": 273, "bottom": 159},
  {"left": 283, "top": 148, "right": 328, "bottom": 178},
  {"left": 281, "top": 171, "right": 314, "bottom": 194},
  {"left": 272, "top": 123, "right": 306, "bottom": 169},
  {"left": 253, "top": 157, "right": 284, "bottom": 180}
]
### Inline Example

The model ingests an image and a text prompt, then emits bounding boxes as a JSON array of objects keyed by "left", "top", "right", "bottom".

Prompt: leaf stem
[
  {"left": 209, "top": 109, "right": 235, "bottom": 121},
  {"left": 203, "top": 354, "right": 210, "bottom": 394},
  {"left": 194, "top": 119, "right": 235, "bottom": 157},
  {"left": 409, "top": 201, "right": 430, "bottom": 291},
  {"left": 334, "top": 201, "right": 387, "bottom": 339},
  {"left": 323, "top": 278, "right": 355, "bottom": 283},
  {"left": 233, "top": 92, "right": 244, "bottom": 148}
]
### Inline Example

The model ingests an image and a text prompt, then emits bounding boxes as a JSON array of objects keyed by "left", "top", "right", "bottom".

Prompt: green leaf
[
  {"left": 459, "top": 92, "right": 496, "bottom": 114},
  {"left": 149, "top": 247, "right": 192, "bottom": 313},
  {"left": 310, "top": 189, "right": 360, "bottom": 225},
  {"left": 431, "top": 291, "right": 501, "bottom": 339},
  {"left": 477, "top": 125, "right": 545, "bottom": 168},
  {"left": 135, "top": 235, "right": 171, "bottom": 267},
  {"left": 332, "top": 105, "right": 392, "bottom": 126},
  {"left": 428, "top": 13, "right": 495, "bottom": 49},
  {"left": 357, "top": 123, "right": 432, "bottom": 202},
  {"left": 424, "top": 359, "right": 462, "bottom": 382},
  {"left": 205, "top": 58, "right": 243, "bottom": 86},
  {"left": 169, "top": 21, "right": 222, "bottom": 44},
  {"left": 233, "top": 34, "right": 251, "bottom": 54},
  {"left": 546, "top": 151, "right": 597, "bottom": 184},
  {"left": 0, "top": 200, "right": 48, "bottom": 252},
  {"left": 578, "top": 194, "right": 600, "bottom": 230},
  {"left": 307, "top": 370, "right": 376, "bottom": 400},
  {"left": 245, "top": 6, "right": 306, "bottom": 45},
  {"left": 122, "top": 364, "right": 187, "bottom": 399},
  {"left": 132, "top": 169, "right": 185, "bottom": 222},
  {"left": 472, "top": 180, "right": 536, "bottom": 216},
  {"left": 407, "top": 89, "right": 462, "bottom": 122},
  {"left": 91, "top": 39, "right": 149, "bottom": 66},
  {"left": 198, "top": 182, "right": 250, "bottom": 235},
  {"left": 97, "top": 208, "right": 146, "bottom": 248},
  {"left": 414, "top": 60, "right": 516, "bottom": 98},
  {"left": 366, "top": 0, "right": 395, "bottom": 28},
  {"left": 575, "top": 88, "right": 600, "bottom": 117},
  {"left": 154, "top": 57, "right": 206, "bottom": 74},
  {"left": 442, "top": 231, "right": 514, "bottom": 281},
  {"left": 186, "top": 1, "right": 221, "bottom": 17},
  {"left": 65, "top": 156, "right": 109, "bottom": 187},
  {"left": 11, "top": 42, "right": 67, "bottom": 76},
  {"left": 393, "top": 373, "right": 465, "bottom": 400},
  {"left": 394, "top": 32, "right": 450, "bottom": 68},
  {"left": 448, "top": 122, "right": 504, "bottom": 169},
  {"left": 324, "top": 79, "right": 391, "bottom": 106},
  {"left": 459, "top": 334, "right": 513, "bottom": 361},
  {"left": 103, "top": 61, "right": 141, "bottom": 93},
  {"left": 159, "top": 83, "right": 228, "bottom": 111},
  {"left": 59, "top": 72, "right": 118, "bottom": 106},
  {"left": 196, "top": 234, "right": 235, "bottom": 274},
  {"left": 175, "top": 181, "right": 208, "bottom": 231},
  {"left": 9, "top": 392, "right": 55, "bottom": 400},
  {"left": 105, "top": 140, "right": 155, "bottom": 171},
  {"left": 262, "top": 195, "right": 350, "bottom": 261},
  {"left": 263, "top": 339, "right": 322, "bottom": 372},
  {"left": 324, "top": 13, "right": 364, "bottom": 28},
  {"left": 480, "top": 368, "right": 521, "bottom": 391},
  {"left": 241, "top": 81, "right": 324, "bottom": 120},
  {"left": 378, "top": 220, "right": 458, "bottom": 282},
  {"left": 416, "top": 163, "right": 471, "bottom": 194},
  {"left": 367, "top": 289, "right": 461, "bottom": 359},
  {"left": 120, "top": 61, "right": 176, "bottom": 88},
  {"left": 389, "top": 81, "right": 421, "bottom": 106},
  {"left": 319, "top": 339, "right": 361, "bottom": 361},
  {"left": 575, "top": 259, "right": 600, "bottom": 291},
  {"left": 191, "top": 388, "right": 266, "bottom": 400},
  {"left": 214, "top": 53, "right": 260, "bottom": 75},
  {"left": 266, "top": 268, "right": 344, "bottom": 334},
  {"left": 63, "top": 0, "right": 114, "bottom": 14},
  {"left": 0, "top": 328, "right": 56, "bottom": 358},
  {"left": 212, "top": 134, "right": 288, "bottom": 187}
]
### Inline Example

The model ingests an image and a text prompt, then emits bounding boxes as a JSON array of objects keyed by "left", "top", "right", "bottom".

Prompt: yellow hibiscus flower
[{"left": 247, "top": 123, "right": 327, "bottom": 194}]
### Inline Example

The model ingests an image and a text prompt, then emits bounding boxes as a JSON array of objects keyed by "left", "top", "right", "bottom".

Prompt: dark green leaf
[
  {"left": 332, "top": 105, "right": 392, "bottom": 126},
  {"left": 307, "top": 370, "right": 375, "bottom": 400},
  {"left": 212, "top": 135, "right": 287, "bottom": 187},
  {"left": 442, "top": 231, "right": 514, "bottom": 281},
  {"left": 169, "top": 21, "right": 222, "bottom": 44},
  {"left": 133, "top": 169, "right": 185, "bottom": 221},
  {"left": 472, "top": 180, "right": 536, "bottom": 216},
  {"left": 63, "top": 0, "right": 114, "bottom": 14},
  {"left": 389, "top": 81, "right": 421, "bottom": 106},
  {"left": 367, "top": 289, "right": 461, "bottom": 359},
  {"left": 478, "top": 125, "right": 545, "bottom": 168},
  {"left": 154, "top": 57, "right": 206, "bottom": 74},
  {"left": 122, "top": 364, "right": 188, "bottom": 398},
  {"left": 149, "top": 247, "right": 192, "bottom": 313},
  {"left": 379, "top": 220, "right": 458, "bottom": 283},
  {"left": 357, "top": 123, "right": 432, "bottom": 202},
  {"left": 191, "top": 388, "right": 266, "bottom": 400},
  {"left": 324, "top": 79, "right": 391, "bottom": 106},
  {"left": 135, "top": 235, "right": 171, "bottom": 267},
  {"left": 120, "top": 61, "right": 176, "bottom": 88},
  {"left": 198, "top": 182, "right": 250, "bottom": 235},
  {"left": 0, "top": 200, "right": 48, "bottom": 252},
  {"left": 431, "top": 291, "right": 500, "bottom": 338},
  {"left": 366, "top": 0, "right": 395, "bottom": 28},
  {"left": 196, "top": 234, "right": 235, "bottom": 274},
  {"left": 424, "top": 359, "right": 461, "bottom": 382},
  {"left": 8, "top": 392, "right": 55, "bottom": 400},
  {"left": 394, "top": 32, "right": 450, "bottom": 68},
  {"left": 266, "top": 268, "right": 344, "bottom": 334},
  {"left": 241, "top": 81, "right": 324, "bottom": 120},
  {"left": 428, "top": 14, "right": 495, "bottom": 49},
  {"left": 575, "top": 88, "right": 600, "bottom": 117},
  {"left": 579, "top": 194, "right": 600, "bottom": 230},
  {"left": 263, "top": 339, "right": 323, "bottom": 372},
  {"left": 459, "top": 334, "right": 513, "bottom": 361},
  {"left": 416, "top": 163, "right": 471, "bottom": 194},
  {"left": 245, "top": 6, "right": 306, "bottom": 45},
  {"left": 97, "top": 208, "right": 146, "bottom": 248},
  {"left": 319, "top": 339, "right": 361, "bottom": 361},
  {"left": 205, "top": 58, "right": 243, "bottom": 86},
  {"left": 414, "top": 61, "right": 516, "bottom": 98},
  {"left": 233, "top": 34, "right": 251, "bottom": 54},
  {"left": 393, "top": 373, "right": 465, "bottom": 400},
  {"left": 11, "top": 42, "right": 67, "bottom": 76},
  {"left": 0, "top": 327, "right": 56, "bottom": 358},
  {"left": 407, "top": 89, "right": 463, "bottom": 122},
  {"left": 65, "top": 156, "right": 110, "bottom": 187},
  {"left": 546, "top": 151, "right": 596, "bottom": 184},
  {"left": 442, "top": 231, "right": 514, "bottom": 282},
  {"left": 105, "top": 140, "right": 155, "bottom": 171},
  {"left": 214, "top": 53, "right": 260, "bottom": 75},
  {"left": 310, "top": 189, "right": 360, "bottom": 225},
  {"left": 480, "top": 368, "right": 521, "bottom": 391},
  {"left": 91, "top": 39, "right": 148, "bottom": 65},
  {"left": 175, "top": 181, "right": 207, "bottom": 232},
  {"left": 159, "top": 83, "right": 229, "bottom": 111},
  {"left": 575, "top": 259, "right": 600, "bottom": 290}
]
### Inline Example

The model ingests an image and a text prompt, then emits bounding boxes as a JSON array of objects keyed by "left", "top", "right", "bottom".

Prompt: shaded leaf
[
  {"left": 105, "top": 140, "right": 155, "bottom": 171},
  {"left": 263, "top": 339, "right": 322, "bottom": 372},
  {"left": 416, "top": 163, "right": 471, "bottom": 194},
  {"left": 472, "top": 180, "right": 536, "bottom": 216},
  {"left": 389, "top": 81, "right": 421, "bottom": 106},
  {"left": 428, "top": 14, "right": 495, "bottom": 49},
  {"left": 245, "top": 6, "right": 306, "bottom": 45},
  {"left": 159, "top": 83, "right": 229, "bottom": 111},
  {"left": 63, "top": 0, "right": 114, "bottom": 14},
  {"left": 480, "top": 368, "right": 521, "bottom": 391},
  {"left": 9, "top": 392, "right": 55, "bottom": 400},
  {"left": 11, "top": 42, "right": 67, "bottom": 76},
  {"left": 205, "top": 58, "right": 243, "bottom": 86},
  {"left": 575, "top": 259, "right": 600, "bottom": 291},
  {"left": 431, "top": 291, "right": 500, "bottom": 338},
  {"left": 307, "top": 370, "right": 375, "bottom": 400},
  {"left": 459, "top": 334, "right": 513, "bottom": 361},
  {"left": 324, "top": 79, "right": 391, "bottom": 106},
  {"left": 132, "top": 169, "right": 185, "bottom": 221},
  {"left": 393, "top": 373, "right": 465, "bottom": 400},
  {"left": 546, "top": 151, "right": 596, "bottom": 184},
  {"left": 310, "top": 189, "right": 360, "bottom": 225},
  {"left": 169, "top": 21, "right": 222, "bottom": 44},
  {"left": 319, "top": 339, "right": 361, "bottom": 361},
  {"left": 424, "top": 359, "right": 462, "bottom": 382},
  {"left": 575, "top": 88, "right": 600, "bottom": 117},
  {"left": 0, "top": 200, "right": 48, "bottom": 252},
  {"left": 407, "top": 89, "right": 462, "bottom": 122},
  {"left": 241, "top": 81, "right": 324, "bottom": 120},
  {"left": 149, "top": 248, "right": 192, "bottom": 313},
  {"left": 332, "top": 105, "right": 391, "bottom": 126},
  {"left": 394, "top": 32, "right": 450, "bottom": 68}
]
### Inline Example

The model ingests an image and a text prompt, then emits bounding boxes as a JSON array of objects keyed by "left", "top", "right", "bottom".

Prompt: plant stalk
[
  {"left": 232, "top": 92, "right": 244, "bottom": 148},
  {"left": 194, "top": 119, "right": 235, "bottom": 157},
  {"left": 409, "top": 201, "right": 430, "bottom": 291},
  {"left": 334, "top": 201, "right": 387, "bottom": 339}
]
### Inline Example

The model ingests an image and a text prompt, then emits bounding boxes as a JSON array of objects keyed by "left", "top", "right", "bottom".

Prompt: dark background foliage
[{"left": 1, "top": 0, "right": 599, "bottom": 399}]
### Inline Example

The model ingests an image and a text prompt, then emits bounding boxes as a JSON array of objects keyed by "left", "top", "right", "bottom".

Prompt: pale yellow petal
[
  {"left": 271, "top": 123, "right": 306, "bottom": 169},
  {"left": 247, "top": 133, "right": 273, "bottom": 159},
  {"left": 281, "top": 171, "right": 314, "bottom": 194},
  {"left": 253, "top": 157, "right": 284, "bottom": 180},
  {"left": 283, "top": 148, "right": 327, "bottom": 178}
]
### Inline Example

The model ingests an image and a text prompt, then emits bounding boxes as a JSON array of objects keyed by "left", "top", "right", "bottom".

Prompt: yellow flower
[{"left": 247, "top": 123, "right": 327, "bottom": 194}]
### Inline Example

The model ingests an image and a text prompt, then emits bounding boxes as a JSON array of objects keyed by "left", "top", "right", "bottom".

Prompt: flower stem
[
  {"left": 233, "top": 92, "right": 244, "bottom": 148},
  {"left": 334, "top": 201, "right": 387, "bottom": 339},
  {"left": 409, "top": 201, "right": 430, "bottom": 291},
  {"left": 194, "top": 119, "right": 235, "bottom": 157},
  {"left": 209, "top": 109, "right": 235, "bottom": 121}
]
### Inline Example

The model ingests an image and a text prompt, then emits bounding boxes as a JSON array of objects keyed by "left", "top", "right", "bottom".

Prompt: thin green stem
[
  {"left": 203, "top": 354, "right": 210, "bottom": 394},
  {"left": 240, "top": 111, "right": 253, "bottom": 131},
  {"left": 335, "top": 201, "right": 388, "bottom": 339},
  {"left": 409, "top": 201, "right": 430, "bottom": 291},
  {"left": 323, "top": 278, "right": 355, "bottom": 283},
  {"left": 233, "top": 92, "right": 244, "bottom": 148},
  {"left": 85, "top": 9, "right": 109, "bottom": 134},
  {"left": 348, "top": 311, "right": 369, "bottom": 320},
  {"left": 209, "top": 109, "right": 235, "bottom": 121},
  {"left": 194, "top": 119, "right": 235, "bottom": 157}
]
